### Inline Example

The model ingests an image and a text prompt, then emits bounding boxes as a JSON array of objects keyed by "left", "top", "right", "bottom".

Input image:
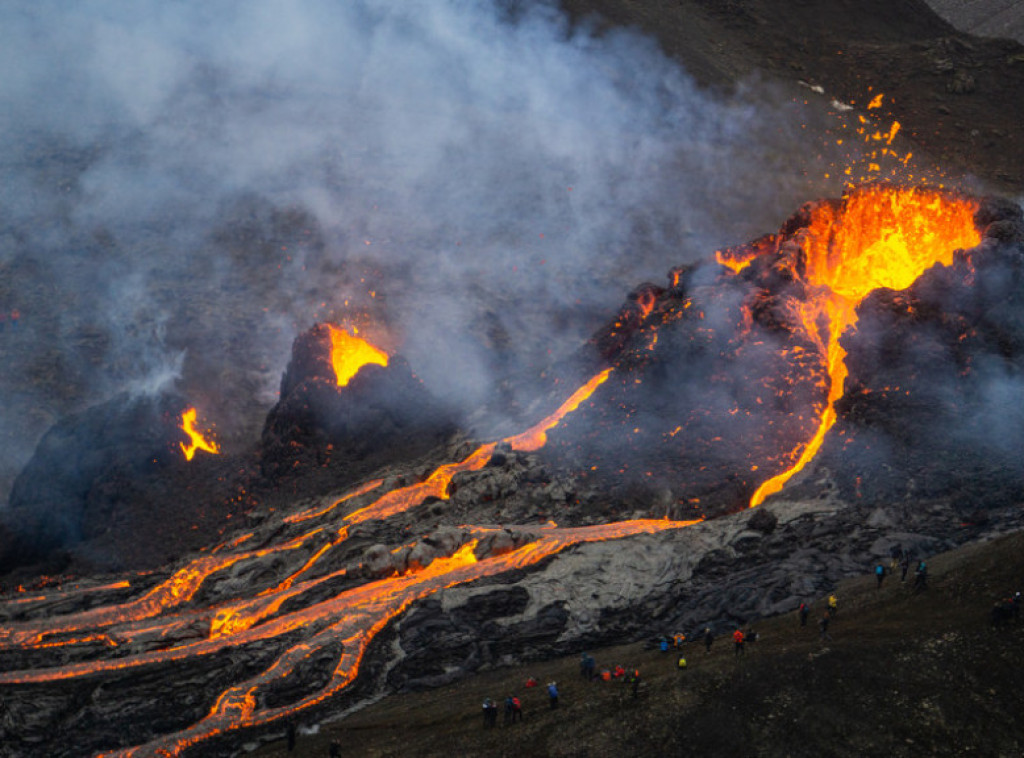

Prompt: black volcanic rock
[
  {"left": 1, "top": 392, "right": 196, "bottom": 572},
  {"left": 259, "top": 323, "right": 458, "bottom": 485}
]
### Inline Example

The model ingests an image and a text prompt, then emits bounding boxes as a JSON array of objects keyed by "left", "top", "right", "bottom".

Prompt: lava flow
[
  {"left": 179, "top": 408, "right": 220, "bottom": 461},
  {"left": 748, "top": 185, "right": 981, "bottom": 505},
  {"left": 327, "top": 324, "right": 389, "bottom": 386},
  {"left": 0, "top": 367, "right": 698, "bottom": 758}
]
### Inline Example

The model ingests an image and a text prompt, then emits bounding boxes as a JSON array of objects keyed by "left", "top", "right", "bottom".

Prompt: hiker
[
  {"left": 525, "top": 676, "right": 538, "bottom": 688},
  {"left": 512, "top": 695, "right": 522, "bottom": 722},
  {"left": 799, "top": 602, "right": 809, "bottom": 627},
  {"left": 889, "top": 544, "right": 902, "bottom": 572},
  {"left": 630, "top": 669, "right": 641, "bottom": 698},
  {"left": 613, "top": 664, "right": 626, "bottom": 679},
  {"left": 819, "top": 612, "right": 832, "bottom": 641},
  {"left": 703, "top": 626, "right": 714, "bottom": 653},
  {"left": 580, "top": 653, "right": 596, "bottom": 680},
  {"left": 913, "top": 561, "right": 928, "bottom": 593},
  {"left": 673, "top": 631, "right": 686, "bottom": 648},
  {"left": 677, "top": 654, "right": 687, "bottom": 670},
  {"left": 827, "top": 594, "right": 838, "bottom": 617},
  {"left": 504, "top": 696, "right": 515, "bottom": 724},
  {"left": 601, "top": 668, "right": 612, "bottom": 682},
  {"left": 733, "top": 628, "right": 745, "bottom": 656},
  {"left": 547, "top": 681, "right": 559, "bottom": 709},
  {"left": 900, "top": 552, "right": 911, "bottom": 582},
  {"left": 659, "top": 637, "right": 670, "bottom": 653},
  {"left": 875, "top": 563, "right": 886, "bottom": 589}
]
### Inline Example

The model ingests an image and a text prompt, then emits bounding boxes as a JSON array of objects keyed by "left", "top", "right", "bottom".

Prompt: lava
[
  {"left": 179, "top": 408, "right": 220, "bottom": 461},
  {"left": 749, "top": 185, "right": 980, "bottom": 505},
  {"left": 327, "top": 325, "right": 389, "bottom": 386},
  {"left": 0, "top": 367, "right": 700, "bottom": 757}
]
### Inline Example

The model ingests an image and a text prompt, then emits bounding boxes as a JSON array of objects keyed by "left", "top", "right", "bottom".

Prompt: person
[
  {"left": 483, "top": 698, "right": 498, "bottom": 728},
  {"left": 547, "top": 681, "right": 559, "bottom": 709},
  {"left": 512, "top": 696, "right": 522, "bottom": 722},
  {"left": 673, "top": 632, "right": 686, "bottom": 648},
  {"left": 914, "top": 561, "right": 928, "bottom": 592},
  {"left": 504, "top": 695, "right": 515, "bottom": 725},
  {"left": 733, "top": 628, "right": 745, "bottom": 656},
  {"left": 819, "top": 612, "right": 832, "bottom": 641},
  {"left": 900, "top": 551, "right": 911, "bottom": 582},
  {"left": 580, "top": 653, "right": 596, "bottom": 681},
  {"left": 659, "top": 637, "right": 669, "bottom": 653},
  {"left": 600, "top": 669, "right": 612, "bottom": 682},
  {"left": 613, "top": 664, "right": 625, "bottom": 679},
  {"left": 677, "top": 655, "right": 687, "bottom": 670},
  {"left": 703, "top": 626, "right": 714, "bottom": 653},
  {"left": 799, "top": 602, "right": 809, "bottom": 627},
  {"left": 525, "top": 676, "right": 538, "bottom": 688},
  {"left": 827, "top": 594, "right": 838, "bottom": 616},
  {"left": 875, "top": 563, "right": 886, "bottom": 589},
  {"left": 630, "top": 669, "right": 641, "bottom": 698}
]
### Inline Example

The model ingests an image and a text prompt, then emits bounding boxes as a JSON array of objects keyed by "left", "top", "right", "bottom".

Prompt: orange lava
[
  {"left": 179, "top": 408, "right": 220, "bottom": 461},
  {"left": 750, "top": 185, "right": 980, "bottom": 506},
  {"left": 2, "top": 366, "right": 705, "bottom": 758},
  {"left": 327, "top": 325, "right": 388, "bottom": 386}
]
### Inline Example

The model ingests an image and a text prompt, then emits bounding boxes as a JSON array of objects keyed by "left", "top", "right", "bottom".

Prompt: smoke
[{"left": 0, "top": 0, "right": 853, "bottom": 502}]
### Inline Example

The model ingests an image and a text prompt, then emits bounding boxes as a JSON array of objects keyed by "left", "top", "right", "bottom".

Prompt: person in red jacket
[{"left": 733, "top": 628, "right": 745, "bottom": 656}]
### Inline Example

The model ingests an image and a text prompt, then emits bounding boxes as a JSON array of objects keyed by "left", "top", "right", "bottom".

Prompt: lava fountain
[
  {"left": 327, "top": 325, "right": 389, "bottom": 386},
  {"left": 746, "top": 185, "right": 981, "bottom": 505}
]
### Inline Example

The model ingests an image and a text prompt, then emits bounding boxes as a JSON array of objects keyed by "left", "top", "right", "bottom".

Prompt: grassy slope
[{"left": 252, "top": 528, "right": 1024, "bottom": 758}]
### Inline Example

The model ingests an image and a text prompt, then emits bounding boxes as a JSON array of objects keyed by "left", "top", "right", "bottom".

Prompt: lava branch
[{"left": 749, "top": 185, "right": 980, "bottom": 506}]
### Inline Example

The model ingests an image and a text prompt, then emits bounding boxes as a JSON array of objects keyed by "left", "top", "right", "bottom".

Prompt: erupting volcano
[{"left": 1, "top": 182, "right": 1022, "bottom": 758}]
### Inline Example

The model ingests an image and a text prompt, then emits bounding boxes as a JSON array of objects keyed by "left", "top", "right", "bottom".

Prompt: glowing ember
[
  {"left": 749, "top": 185, "right": 980, "bottom": 506},
  {"left": 179, "top": 408, "right": 220, "bottom": 461},
  {"left": 327, "top": 325, "right": 389, "bottom": 386}
]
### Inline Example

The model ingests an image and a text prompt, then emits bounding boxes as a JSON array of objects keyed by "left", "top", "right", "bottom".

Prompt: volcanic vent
[{"left": 549, "top": 184, "right": 1020, "bottom": 519}]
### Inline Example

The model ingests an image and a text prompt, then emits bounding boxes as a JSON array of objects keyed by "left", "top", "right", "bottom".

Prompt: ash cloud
[{"left": 0, "top": 0, "right": 851, "bottom": 503}]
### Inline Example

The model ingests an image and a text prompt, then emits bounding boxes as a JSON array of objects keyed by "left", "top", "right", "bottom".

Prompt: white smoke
[{"left": 0, "top": 0, "right": 852, "bottom": 500}]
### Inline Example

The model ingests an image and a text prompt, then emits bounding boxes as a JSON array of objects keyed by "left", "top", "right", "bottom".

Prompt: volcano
[{"left": 1, "top": 183, "right": 1022, "bottom": 757}]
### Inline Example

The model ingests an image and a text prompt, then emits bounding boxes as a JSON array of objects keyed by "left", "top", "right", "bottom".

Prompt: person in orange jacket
[{"left": 733, "top": 628, "right": 745, "bottom": 656}]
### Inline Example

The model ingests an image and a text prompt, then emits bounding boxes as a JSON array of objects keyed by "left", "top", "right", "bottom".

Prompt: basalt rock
[{"left": 259, "top": 323, "right": 458, "bottom": 487}]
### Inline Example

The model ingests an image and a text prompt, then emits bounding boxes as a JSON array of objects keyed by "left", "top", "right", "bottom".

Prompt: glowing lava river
[{"left": 0, "top": 367, "right": 700, "bottom": 757}]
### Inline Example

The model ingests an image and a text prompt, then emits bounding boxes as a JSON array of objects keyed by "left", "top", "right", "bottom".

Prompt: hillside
[{"left": 251, "top": 528, "right": 1024, "bottom": 758}]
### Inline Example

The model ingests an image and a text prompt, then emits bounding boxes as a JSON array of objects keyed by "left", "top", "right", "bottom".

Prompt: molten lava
[
  {"left": 179, "top": 408, "right": 220, "bottom": 461},
  {"left": 327, "top": 325, "right": 389, "bottom": 387},
  {"left": 749, "top": 185, "right": 980, "bottom": 505},
  {"left": 0, "top": 367, "right": 701, "bottom": 757}
]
